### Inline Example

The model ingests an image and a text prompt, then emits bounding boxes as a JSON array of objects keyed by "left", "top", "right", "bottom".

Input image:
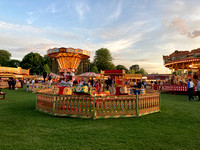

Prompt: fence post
[
  {"left": 36, "top": 93, "right": 38, "bottom": 111},
  {"left": 52, "top": 91, "right": 55, "bottom": 116},
  {"left": 159, "top": 93, "right": 161, "bottom": 112},
  {"left": 136, "top": 93, "right": 139, "bottom": 117},
  {"left": 92, "top": 95, "right": 96, "bottom": 120}
]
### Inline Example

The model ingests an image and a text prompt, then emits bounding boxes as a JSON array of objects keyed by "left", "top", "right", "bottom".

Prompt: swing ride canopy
[{"left": 47, "top": 47, "right": 90, "bottom": 73}]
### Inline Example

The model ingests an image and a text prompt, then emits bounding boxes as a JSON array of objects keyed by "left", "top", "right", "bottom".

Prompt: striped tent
[{"left": 78, "top": 72, "right": 100, "bottom": 77}]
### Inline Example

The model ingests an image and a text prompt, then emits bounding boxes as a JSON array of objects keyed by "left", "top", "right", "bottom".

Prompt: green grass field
[{"left": 0, "top": 88, "right": 200, "bottom": 150}]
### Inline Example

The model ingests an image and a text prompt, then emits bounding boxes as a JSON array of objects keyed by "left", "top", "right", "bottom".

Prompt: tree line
[{"left": 0, "top": 48, "right": 148, "bottom": 75}]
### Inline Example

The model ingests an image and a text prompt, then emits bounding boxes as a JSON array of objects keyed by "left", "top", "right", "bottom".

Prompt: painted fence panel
[{"left": 36, "top": 92, "right": 160, "bottom": 119}]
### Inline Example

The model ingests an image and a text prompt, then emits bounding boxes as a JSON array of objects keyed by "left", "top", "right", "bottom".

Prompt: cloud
[
  {"left": 96, "top": 21, "right": 148, "bottom": 40},
  {"left": 46, "top": 3, "right": 57, "bottom": 13},
  {"left": 103, "top": 34, "right": 142, "bottom": 52},
  {"left": 75, "top": 1, "right": 90, "bottom": 20},
  {"left": 170, "top": 17, "right": 200, "bottom": 38},
  {"left": 26, "top": 19, "right": 33, "bottom": 25},
  {"left": 0, "top": 21, "right": 85, "bottom": 60},
  {"left": 27, "top": 12, "right": 34, "bottom": 15},
  {"left": 107, "top": 1, "right": 122, "bottom": 22}
]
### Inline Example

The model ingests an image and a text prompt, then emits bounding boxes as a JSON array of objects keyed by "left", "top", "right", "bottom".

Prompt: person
[
  {"left": 20, "top": 79, "right": 24, "bottom": 88},
  {"left": 153, "top": 81, "right": 157, "bottom": 90},
  {"left": 196, "top": 79, "right": 200, "bottom": 101},
  {"left": 95, "top": 79, "right": 101, "bottom": 92},
  {"left": 12, "top": 78, "right": 16, "bottom": 90},
  {"left": 79, "top": 79, "right": 84, "bottom": 85},
  {"left": 106, "top": 77, "right": 112, "bottom": 90},
  {"left": 8, "top": 79, "right": 12, "bottom": 90},
  {"left": 143, "top": 81, "right": 147, "bottom": 89},
  {"left": 187, "top": 79, "right": 194, "bottom": 101},
  {"left": 26, "top": 80, "right": 29, "bottom": 92},
  {"left": 48, "top": 75, "right": 52, "bottom": 86},
  {"left": 137, "top": 80, "right": 142, "bottom": 88},
  {"left": 31, "top": 79, "right": 35, "bottom": 92},
  {"left": 160, "top": 81, "right": 163, "bottom": 90},
  {"left": 73, "top": 79, "right": 78, "bottom": 86},
  {"left": 90, "top": 77, "right": 94, "bottom": 87},
  {"left": 133, "top": 81, "right": 137, "bottom": 87},
  {"left": 65, "top": 80, "right": 72, "bottom": 87}
]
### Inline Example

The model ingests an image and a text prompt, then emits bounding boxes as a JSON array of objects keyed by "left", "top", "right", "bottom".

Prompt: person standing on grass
[
  {"left": 12, "top": 78, "right": 16, "bottom": 90},
  {"left": 196, "top": 79, "right": 200, "bottom": 101},
  {"left": 26, "top": 80, "right": 29, "bottom": 92},
  {"left": 187, "top": 78, "right": 194, "bottom": 101},
  {"left": 8, "top": 79, "right": 12, "bottom": 90}
]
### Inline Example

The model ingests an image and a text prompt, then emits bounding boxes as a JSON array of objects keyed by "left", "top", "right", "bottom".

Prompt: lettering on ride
[{"left": 59, "top": 48, "right": 66, "bottom": 52}]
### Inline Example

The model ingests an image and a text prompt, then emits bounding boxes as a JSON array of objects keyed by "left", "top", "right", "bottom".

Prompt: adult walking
[
  {"left": 187, "top": 79, "right": 194, "bottom": 101},
  {"left": 8, "top": 79, "right": 12, "bottom": 90},
  {"left": 12, "top": 78, "right": 16, "bottom": 90},
  {"left": 196, "top": 79, "right": 200, "bottom": 101}
]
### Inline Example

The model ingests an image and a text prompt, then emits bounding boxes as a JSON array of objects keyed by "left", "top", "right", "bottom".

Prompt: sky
[{"left": 0, "top": 0, "right": 200, "bottom": 74}]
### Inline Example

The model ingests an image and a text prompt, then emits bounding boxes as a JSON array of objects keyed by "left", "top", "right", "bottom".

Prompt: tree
[
  {"left": 76, "top": 59, "right": 90, "bottom": 74},
  {"left": 94, "top": 48, "right": 115, "bottom": 71},
  {"left": 90, "top": 66, "right": 99, "bottom": 73},
  {"left": 0, "top": 49, "right": 11, "bottom": 66},
  {"left": 43, "top": 64, "right": 51, "bottom": 73},
  {"left": 7, "top": 59, "right": 21, "bottom": 68},
  {"left": 172, "top": 71, "right": 176, "bottom": 75},
  {"left": 136, "top": 68, "right": 148, "bottom": 75},
  {"left": 43, "top": 55, "right": 52, "bottom": 70},
  {"left": 20, "top": 52, "right": 44, "bottom": 75},
  {"left": 130, "top": 64, "right": 140, "bottom": 72},
  {"left": 129, "top": 70, "right": 135, "bottom": 74},
  {"left": 116, "top": 65, "right": 129, "bottom": 73}
]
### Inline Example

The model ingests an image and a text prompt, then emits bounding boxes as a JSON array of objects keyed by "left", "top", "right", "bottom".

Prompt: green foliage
[
  {"left": 0, "top": 49, "right": 11, "bottom": 66},
  {"left": 94, "top": 48, "right": 115, "bottom": 71},
  {"left": 43, "top": 55, "right": 52, "bottom": 69},
  {"left": 136, "top": 68, "right": 148, "bottom": 75},
  {"left": 172, "top": 71, "right": 177, "bottom": 75},
  {"left": 129, "top": 69, "right": 135, "bottom": 74},
  {"left": 43, "top": 64, "right": 51, "bottom": 73},
  {"left": 7, "top": 59, "right": 21, "bottom": 68},
  {"left": 20, "top": 52, "right": 44, "bottom": 75},
  {"left": 130, "top": 64, "right": 140, "bottom": 72},
  {"left": 0, "top": 89, "right": 200, "bottom": 149},
  {"left": 116, "top": 65, "right": 129, "bottom": 73},
  {"left": 90, "top": 66, "right": 99, "bottom": 73}
]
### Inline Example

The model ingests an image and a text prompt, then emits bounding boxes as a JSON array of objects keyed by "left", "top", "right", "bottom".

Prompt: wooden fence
[{"left": 36, "top": 92, "right": 160, "bottom": 119}]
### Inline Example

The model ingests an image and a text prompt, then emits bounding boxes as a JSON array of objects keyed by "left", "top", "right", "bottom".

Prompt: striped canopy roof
[{"left": 78, "top": 72, "right": 100, "bottom": 77}]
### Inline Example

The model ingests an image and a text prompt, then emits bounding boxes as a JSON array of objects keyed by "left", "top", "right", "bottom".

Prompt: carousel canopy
[{"left": 78, "top": 72, "right": 100, "bottom": 77}]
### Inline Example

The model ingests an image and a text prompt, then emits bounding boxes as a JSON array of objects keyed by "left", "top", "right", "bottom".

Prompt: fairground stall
[
  {"left": 36, "top": 48, "right": 160, "bottom": 119},
  {"left": 163, "top": 48, "right": 200, "bottom": 93},
  {"left": 0, "top": 66, "right": 31, "bottom": 88},
  {"left": 146, "top": 74, "right": 170, "bottom": 90}
]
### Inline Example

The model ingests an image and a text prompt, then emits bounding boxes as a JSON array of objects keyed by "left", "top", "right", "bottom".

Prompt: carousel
[
  {"left": 162, "top": 48, "right": 200, "bottom": 93},
  {"left": 36, "top": 47, "right": 160, "bottom": 119}
]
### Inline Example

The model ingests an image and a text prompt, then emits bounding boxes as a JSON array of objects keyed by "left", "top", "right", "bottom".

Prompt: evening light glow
[{"left": 1, "top": 0, "right": 200, "bottom": 73}]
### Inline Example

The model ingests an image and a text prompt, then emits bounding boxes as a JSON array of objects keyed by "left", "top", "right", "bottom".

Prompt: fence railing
[{"left": 36, "top": 92, "right": 160, "bottom": 119}]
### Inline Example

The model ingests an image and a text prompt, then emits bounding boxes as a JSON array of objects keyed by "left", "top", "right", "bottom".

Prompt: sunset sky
[{"left": 0, "top": 0, "right": 200, "bottom": 73}]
